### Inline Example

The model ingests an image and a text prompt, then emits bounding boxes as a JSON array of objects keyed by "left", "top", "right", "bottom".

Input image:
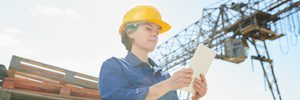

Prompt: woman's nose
[
  {"left": 151, "top": 33, "right": 158, "bottom": 41},
  {"left": 152, "top": 32, "right": 158, "bottom": 36},
  {"left": 152, "top": 32, "right": 158, "bottom": 37}
]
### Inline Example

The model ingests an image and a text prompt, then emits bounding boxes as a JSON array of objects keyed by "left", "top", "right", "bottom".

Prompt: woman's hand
[
  {"left": 192, "top": 74, "right": 207, "bottom": 100},
  {"left": 146, "top": 68, "right": 193, "bottom": 100},
  {"left": 165, "top": 68, "right": 193, "bottom": 90}
]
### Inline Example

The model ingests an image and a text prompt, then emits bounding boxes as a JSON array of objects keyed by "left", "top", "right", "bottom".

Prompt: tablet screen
[{"left": 181, "top": 44, "right": 216, "bottom": 93}]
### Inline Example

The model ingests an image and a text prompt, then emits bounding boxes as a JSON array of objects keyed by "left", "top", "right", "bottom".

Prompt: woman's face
[{"left": 129, "top": 22, "right": 161, "bottom": 52}]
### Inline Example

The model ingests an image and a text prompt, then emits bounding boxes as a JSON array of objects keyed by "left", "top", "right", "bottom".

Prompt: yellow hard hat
[{"left": 119, "top": 5, "right": 171, "bottom": 34}]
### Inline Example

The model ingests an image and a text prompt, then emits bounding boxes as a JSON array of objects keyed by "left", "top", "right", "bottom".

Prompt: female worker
[{"left": 99, "top": 5, "right": 207, "bottom": 100}]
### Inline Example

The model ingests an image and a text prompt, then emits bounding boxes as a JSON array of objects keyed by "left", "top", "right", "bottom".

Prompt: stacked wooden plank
[
  {"left": 0, "top": 64, "right": 8, "bottom": 86},
  {"left": 0, "top": 55, "right": 101, "bottom": 100}
]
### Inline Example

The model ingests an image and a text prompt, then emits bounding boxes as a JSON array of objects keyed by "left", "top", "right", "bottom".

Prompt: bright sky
[{"left": 0, "top": 0, "right": 299, "bottom": 100}]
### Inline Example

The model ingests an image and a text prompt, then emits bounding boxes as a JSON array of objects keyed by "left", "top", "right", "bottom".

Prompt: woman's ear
[
  {"left": 126, "top": 24, "right": 139, "bottom": 40},
  {"left": 127, "top": 31, "right": 135, "bottom": 39}
]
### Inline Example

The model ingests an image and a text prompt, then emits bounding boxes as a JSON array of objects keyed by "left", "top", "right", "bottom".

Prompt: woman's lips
[{"left": 149, "top": 40, "right": 157, "bottom": 43}]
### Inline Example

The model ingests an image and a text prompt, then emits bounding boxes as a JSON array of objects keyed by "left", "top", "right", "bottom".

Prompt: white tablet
[{"left": 181, "top": 44, "right": 216, "bottom": 93}]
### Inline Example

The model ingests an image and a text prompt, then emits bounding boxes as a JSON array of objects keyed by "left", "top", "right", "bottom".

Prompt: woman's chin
[{"left": 146, "top": 47, "right": 156, "bottom": 52}]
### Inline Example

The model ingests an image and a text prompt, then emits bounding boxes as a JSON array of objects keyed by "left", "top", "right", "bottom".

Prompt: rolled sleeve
[{"left": 99, "top": 58, "right": 149, "bottom": 100}]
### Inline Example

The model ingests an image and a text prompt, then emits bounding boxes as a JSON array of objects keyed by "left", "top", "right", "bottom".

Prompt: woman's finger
[
  {"left": 181, "top": 68, "right": 193, "bottom": 74},
  {"left": 200, "top": 74, "right": 207, "bottom": 83},
  {"left": 193, "top": 82, "right": 202, "bottom": 91},
  {"left": 194, "top": 81, "right": 207, "bottom": 96},
  {"left": 200, "top": 74, "right": 207, "bottom": 87},
  {"left": 194, "top": 78, "right": 205, "bottom": 88},
  {"left": 192, "top": 93, "right": 199, "bottom": 100},
  {"left": 192, "top": 92, "right": 200, "bottom": 100},
  {"left": 194, "top": 78, "right": 201, "bottom": 84}
]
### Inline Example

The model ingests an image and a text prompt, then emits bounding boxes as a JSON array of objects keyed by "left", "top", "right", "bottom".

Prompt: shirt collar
[{"left": 124, "top": 51, "right": 157, "bottom": 67}]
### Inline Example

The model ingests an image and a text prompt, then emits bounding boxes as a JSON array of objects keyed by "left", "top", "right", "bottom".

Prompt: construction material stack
[{"left": 0, "top": 55, "right": 101, "bottom": 100}]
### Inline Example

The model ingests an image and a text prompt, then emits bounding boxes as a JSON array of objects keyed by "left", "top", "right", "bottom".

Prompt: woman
[{"left": 99, "top": 5, "right": 207, "bottom": 100}]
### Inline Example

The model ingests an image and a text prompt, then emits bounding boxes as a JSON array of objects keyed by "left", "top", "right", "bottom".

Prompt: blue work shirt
[{"left": 99, "top": 52, "right": 178, "bottom": 100}]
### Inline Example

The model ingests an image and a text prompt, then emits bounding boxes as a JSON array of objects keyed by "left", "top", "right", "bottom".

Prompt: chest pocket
[
  {"left": 113, "top": 57, "right": 154, "bottom": 87},
  {"left": 127, "top": 74, "right": 152, "bottom": 88}
]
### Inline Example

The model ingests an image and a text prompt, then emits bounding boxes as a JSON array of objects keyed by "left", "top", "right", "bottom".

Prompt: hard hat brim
[{"left": 119, "top": 19, "right": 171, "bottom": 34}]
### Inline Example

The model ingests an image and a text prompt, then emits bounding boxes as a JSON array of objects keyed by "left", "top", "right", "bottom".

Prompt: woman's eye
[{"left": 146, "top": 28, "right": 152, "bottom": 31}]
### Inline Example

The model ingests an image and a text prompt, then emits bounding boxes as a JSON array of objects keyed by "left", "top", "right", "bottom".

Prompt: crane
[{"left": 150, "top": 0, "right": 300, "bottom": 100}]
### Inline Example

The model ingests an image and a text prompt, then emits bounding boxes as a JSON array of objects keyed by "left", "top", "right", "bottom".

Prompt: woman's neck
[{"left": 131, "top": 47, "right": 149, "bottom": 63}]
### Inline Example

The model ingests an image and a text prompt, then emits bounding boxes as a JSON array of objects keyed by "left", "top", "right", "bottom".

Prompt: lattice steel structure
[{"left": 151, "top": 0, "right": 300, "bottom": 100}]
